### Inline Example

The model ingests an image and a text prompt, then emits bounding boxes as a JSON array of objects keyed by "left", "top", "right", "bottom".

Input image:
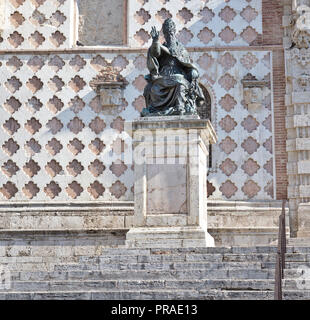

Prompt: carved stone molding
[
  {"left": 90, "top": 66, "right": 128, "bottom": 91},
  {"left": 297, "top": 72, "right": 310, "bottom": 91},
  {"left": 283, "top": 1, "right": 310, "bottom": 237},
  {"left": 241, "top": 74, "right": 270, "bottom": 111},
  {"left": 90, "top": 66, "right": 128, "bottom": 109},
  {"left": 291, "top": 47, "right": 310, "bottom": 65},
  {"left": 290, "top": 1, "right": 310, "bottom": 48},
  {"left": 241, "top": 73, "right": 270, "bottom": 88}
]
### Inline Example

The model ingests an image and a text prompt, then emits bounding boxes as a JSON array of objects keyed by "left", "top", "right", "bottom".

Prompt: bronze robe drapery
[{"left": 142, "top": 40, "right": 204, "bottom": 116}]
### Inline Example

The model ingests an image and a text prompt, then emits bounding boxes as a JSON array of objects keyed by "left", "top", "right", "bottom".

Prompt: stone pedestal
[
  {"left": 297, "top": 203, "right": 310, "bottom": 238},
  {"left": 126, "top": 116, "right": 217, "bottom": 248}
]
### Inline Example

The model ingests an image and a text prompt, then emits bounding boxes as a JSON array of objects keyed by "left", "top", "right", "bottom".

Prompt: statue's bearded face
[{"left": 163, "top": 19, "right": 176, "bottom": 39}]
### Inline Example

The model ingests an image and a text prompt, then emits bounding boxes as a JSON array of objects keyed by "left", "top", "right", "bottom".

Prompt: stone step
[
  {"left": 56, "top": 253, "right": 308, "bottom": 267},
  {"left": 286, "top": 247, "right": 310, "bottom": 253},
  {"left": 282, "top": 291, "right": 310, "bottom": 300},
  {"left": 3, "top": 255, "right": 309, "bottom": 274},
  {"left": 0, "top": 269, "right": 275, "bottom": 282},
  {"left": 0, "top": 249, "right": 277, "bottom": 259},
  {"left": 4, "top": 263, "right": 55, "bottom": 272},
  {"left": 9, "top": 245, "right": 310, "bottom": 258},
  {"left": 101, "top": 246, "right": 310, "bottom": 255},
  {"left": 9, "top": 261, "right": 272, "bottom": 277},
  {"left": 1, "top": 252, "right": 310, "bottom": 269},
  {"left": 0, "top": 257, "right": 80, "bottom": 264},
  {"left": 109, "top": 252, "right": 307, "bottom": 263},
  {"left": 0, "top": 247, "right": 278, "bottom": 258},
  {"left": 74, "top": 253, "right": 278, "bottom": 264},
  {"left": 34, "top": 268, "right": 277, "bottom": 280},
  {"left": 2, "top": 245, "right": 310, "bottom": 259},
  {"left": 262, "top": 261, "right": 310, "bottom": 269},
  {"left": 74, "top": 261, "right": 271, "bottom": 271},
  {"left": 287, "top": 238, "right": 310, "bottom": 247},
  {"left": 0, "top": 290, "right": 223, "bottom": 300},
  {"left": 1, "top": 243, "right": 310, "bottom": 300},
  {"left": 1, "top": 279, "right": 291, "bottom": 292},
  {"left": 201, "top": 290, "right": 310, "bottom": 300},
  {"left": 10, "top": 261, "right": 308, "bottom": 282},
  {"left": 101, "top": 247, "right": 279, "bottom": 255},
  {"left": 1, "top": 289, "right": 309, "bottom": 300},
  {"left": 54, "top": 261, "right": 273, "bottom": 272},
  {"left": 0, "top": 289, "right": 276, "bottom": 300},
  {"left": 58, "top": 260, "right": 310, "bottom": 271},
  {"left": 4, "top": 262, "right": 264, "bottom": 273},
  {"left": 10, "top": 278, "right": 309, "bottom": 292}
]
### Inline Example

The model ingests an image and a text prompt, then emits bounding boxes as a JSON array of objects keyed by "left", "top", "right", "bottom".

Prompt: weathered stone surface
[
  {"left": 146, "top": 164, "right": 187, "bottom": 215},
  {"left": 78, "top": 0, "right": 125, "bottom": 46},
  {"left": 127, "top": 116, "right": 216, "bottom": 248},
  {"left": 0, "top": 244, "right": 309, "bottom": 300}
]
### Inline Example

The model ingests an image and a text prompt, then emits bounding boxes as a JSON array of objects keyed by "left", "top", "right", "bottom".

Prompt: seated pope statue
[{"left": 141, "top": 18, "right": 205, "bottom": 117}]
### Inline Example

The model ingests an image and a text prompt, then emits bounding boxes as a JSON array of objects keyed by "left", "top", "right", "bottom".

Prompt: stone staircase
[{"left": 1, "top": 240, "right": 310, "bottom": 300}]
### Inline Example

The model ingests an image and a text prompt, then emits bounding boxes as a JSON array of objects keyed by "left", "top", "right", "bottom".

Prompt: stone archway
[
  {"left": 197, "top": 83, "right": 213, "bottom": 175},
  {"left": 197, "top": 83, "right": 212, "bottom": 121},
  {"left": 196, "top": 83, "right": 215, "bottom": 199}
]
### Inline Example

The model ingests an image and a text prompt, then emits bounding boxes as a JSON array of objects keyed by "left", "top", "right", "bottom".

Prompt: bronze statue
[{"left": 141, "top": 18, "right": 205, "bottom": 117}]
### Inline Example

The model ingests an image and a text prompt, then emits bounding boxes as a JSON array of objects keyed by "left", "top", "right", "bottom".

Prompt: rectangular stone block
[
  {"left": 54, "top": 246, "right": 75, "bottom": 257},
  {"left": 146, "top": 164, "right": 187, "bottom": 215},
  {"left": 6, "top": 245, "right": 31, "bottom": 257},
  {"left": 299, "top": 186, "right": 310, "bottom": 197},
  {"left": 297, "top": 203, "right": 310, "bottom": 237},
  {"left": 286, "top": 116, "right": 294, "bottom": 129},
  {"left": 287, "top": 162, "right": 297, "bottom": 174},
  {"left": 30, "top": 246, "right": 56, "bottom": 257},
  {"left": 128, "top": 116, "right": 216, "bottom": 248},
  {"left": 286, "top": 139, "right": 297, "bottom": 151},
  {"left": 73, "top": 246, "right": 98, "bottom": 256},
  {"left": 298, "top": 161, "right": 310, "bottom": 174},
  {"left": 124, "top": 215, "right": 135, "bottom": 228},
  {"left": 282, "top": 16, "right": 291, "bottom": 27},
  {"left": 292, "top": 91, "right": 310, "bottom": 104},
  {"left": 145, "top": 214, "right": 187, "bottom": 227},
  {"left": 285, "top": 93, "right": 292, "bottom": 106},
  {"left": 294, "top": 115, "right": 310, "bottom": 127},
  {"left": 127, "top": 239, "right": 183, "bottom": 249},
  {"left": 296, "top": 138, "right": 310, "bottom": 151}
]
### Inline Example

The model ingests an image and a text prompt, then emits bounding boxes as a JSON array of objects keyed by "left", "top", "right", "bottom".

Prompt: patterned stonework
[
  {"left": 0, "top": 0, "right": 274, "bottom": 203},
  {"left": 128, "top": 0, "right": 262, "bottom": 47},
  {"left": 0, "top": 0, "right": 262, "bottom": 49},
  {"left": 0, "top": 48, "right": 274, "bottom": 202},
  {"left": 201, "top": 50, "right": 275, "bottom": 201},
  {"left": 0, "top": 0, "right": 72, "bottom": 50},
  {"left": 0, "top": 52, "right": 136, "bottom": 201}
]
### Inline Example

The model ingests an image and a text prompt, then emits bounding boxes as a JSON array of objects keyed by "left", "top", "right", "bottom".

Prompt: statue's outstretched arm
[{"left": 149, "top": 26, "right": 161, "bottom": 58}]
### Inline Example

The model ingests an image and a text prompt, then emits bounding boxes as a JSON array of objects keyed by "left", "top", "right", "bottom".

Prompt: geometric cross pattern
[{"left": 0, "top": 1, "right": 269, "bottom": 203}]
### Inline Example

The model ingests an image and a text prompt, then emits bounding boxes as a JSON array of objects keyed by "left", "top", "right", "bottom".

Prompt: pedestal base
[
  {"left": 126, "top": 226, "right": 215, "bottom": 248},
  {"left": 297, "top": 203, "right": 310, "bottom": 237},
  {"left": 126, "top": 116, "right": 217, "bottom": 248}
]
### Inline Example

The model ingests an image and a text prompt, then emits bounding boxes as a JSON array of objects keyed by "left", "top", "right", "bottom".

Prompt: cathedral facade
[{"left": 0, "top": 0, "right": 303, "bottom": 245}]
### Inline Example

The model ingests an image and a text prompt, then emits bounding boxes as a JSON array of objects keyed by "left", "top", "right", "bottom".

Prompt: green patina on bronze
[{"left": 142, "top": 18, "right": 205, "bottom": 117}]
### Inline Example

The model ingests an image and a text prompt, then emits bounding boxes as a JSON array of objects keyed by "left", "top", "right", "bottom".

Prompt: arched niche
[
  {"left": 197, "top": 83, "right": 213, "bottom": 170},
  {"left": 197, "top": 83, "right": 212, "bottom": 121}
]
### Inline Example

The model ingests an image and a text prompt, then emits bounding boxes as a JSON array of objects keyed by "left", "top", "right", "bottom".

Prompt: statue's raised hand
[{"left": 150, "top": 26, "right": 159, "bottom": 41}]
